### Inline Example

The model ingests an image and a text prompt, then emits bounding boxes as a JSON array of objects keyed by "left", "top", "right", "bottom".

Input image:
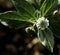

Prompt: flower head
[{"left": 36, "top": 17, "right": 49, "bottom": 30}]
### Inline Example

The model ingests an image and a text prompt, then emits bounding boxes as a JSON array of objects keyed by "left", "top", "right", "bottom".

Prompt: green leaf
[
  {"left": 38, "top": 28, "right": 54, "bottom": 52},
  {"left": 34, "top": 0, "right": 45, "bottom": 9},
  {"left": 12, "top": 0, "right": 36, "bottom": 21},
  {"left": 0, "top": 0, "right": 37, "bottom": 28},
  {"left": 26, "top": 0, "right": 45, "bottom": 9},
  {"left": 40, "top": 0, "right": 58, "bottom": 17},
  {"left": 0, "top": 18, "right": 29, "bottom": 29},
  {"left": 0, "top": 11, "right": 34, "bottom": 28},
  {"left": 0, "top": 11, "right": 35, "bottom": 23}
]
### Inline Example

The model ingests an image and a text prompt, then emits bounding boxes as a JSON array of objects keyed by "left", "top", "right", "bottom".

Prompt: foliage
[{"left": 0, "top": 0, "right": 58, "bottom": 52}]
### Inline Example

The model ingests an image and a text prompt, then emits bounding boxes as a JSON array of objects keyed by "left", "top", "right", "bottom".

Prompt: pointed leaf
[
  {"left": 0, "top": 11, "right": 35, "bottom": 23},
  {"left": 40, "top": 0, "right": 58, "bottom": 16},
  {"left": 0, "top": 18, "right": 29, "bottom": 29},
  {"left": 38, "top": 28, "right": 54, "bottom": 52},
  {"left": 12, "top": 0, "right": 36, "bottom": 21},
  {"left": 0, "top": 11, "right": 34, "bottom": 28}
]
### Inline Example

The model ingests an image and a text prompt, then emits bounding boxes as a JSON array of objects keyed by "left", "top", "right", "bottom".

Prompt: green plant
[{"left": 0, "top": 0, "right": 58, "bottom": 52}]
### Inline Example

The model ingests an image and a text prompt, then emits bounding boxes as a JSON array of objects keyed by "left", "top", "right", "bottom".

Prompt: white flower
[{"left": 36, "top": 17, "right": 49, "bottom": 30}]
